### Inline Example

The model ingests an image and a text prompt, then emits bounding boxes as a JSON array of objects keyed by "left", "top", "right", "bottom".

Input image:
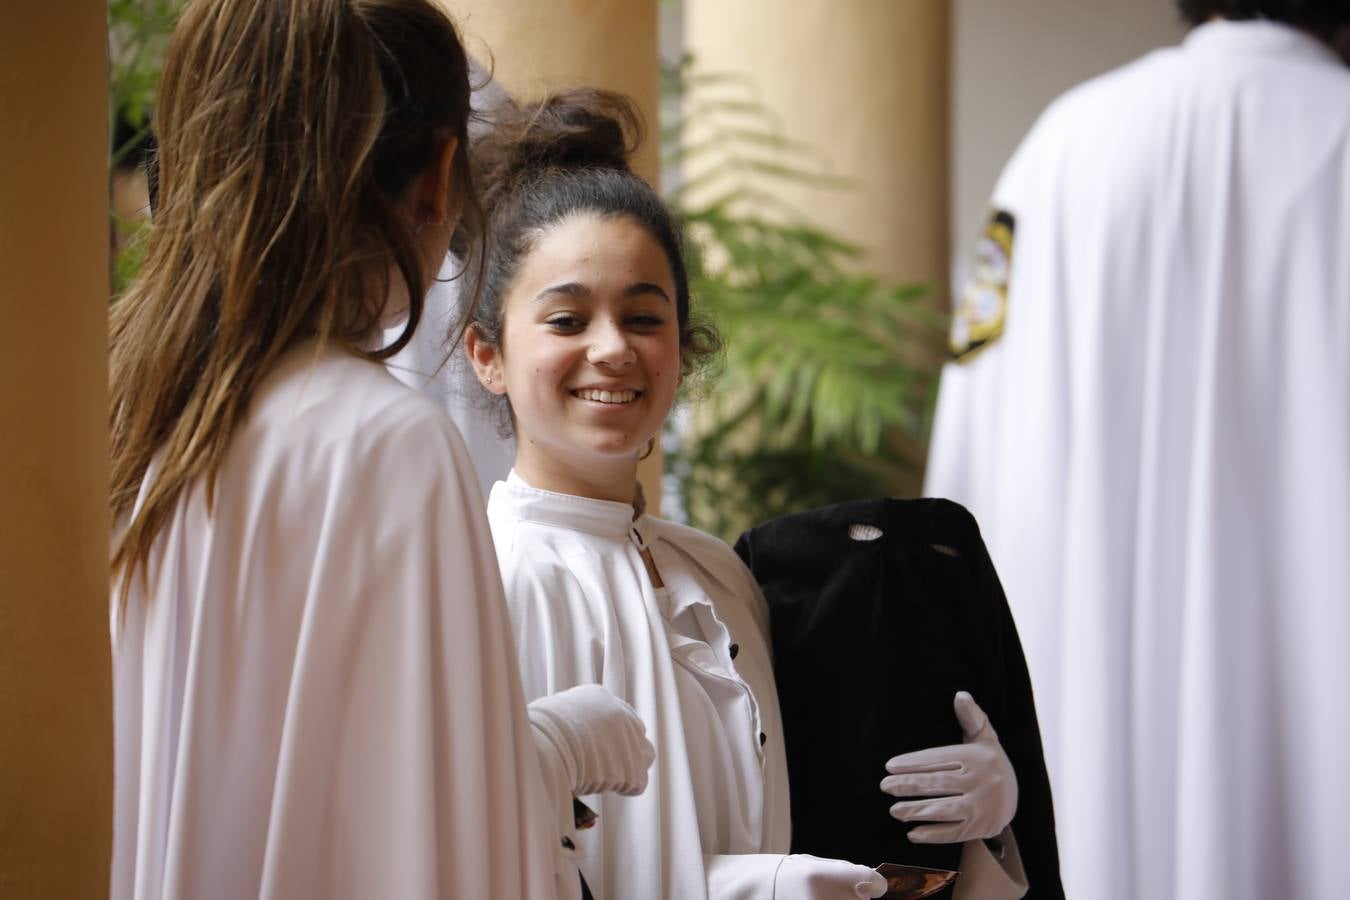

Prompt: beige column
[
  {"left": 685, "top": 0, "right": 949, "bottom": 492},
  {"left": 442, "top": 0, "right": 666, "bottom": 510},
  {"left": 684, "top": 0, "right": 950, "bottom": 287},
  {"left": 0, "top": 2, "right": 113, "bottom": 898}
]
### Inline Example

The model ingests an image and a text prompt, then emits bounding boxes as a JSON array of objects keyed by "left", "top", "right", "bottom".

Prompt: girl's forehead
[
  {"left": 514, "top": 214, "right": 675, "bottom": 288},
  {"left": 530, "top": 212, "right": 653, "bottom": 254}
]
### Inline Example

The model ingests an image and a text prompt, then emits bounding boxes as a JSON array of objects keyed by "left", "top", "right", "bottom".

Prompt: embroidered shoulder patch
[{"left": 949, "top": 209, "right": 1014, "bottom": 362}]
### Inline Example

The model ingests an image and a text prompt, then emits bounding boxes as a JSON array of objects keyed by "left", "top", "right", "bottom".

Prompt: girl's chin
[
  {"left": 567, "top": 438, "right": 653, "bottom": 466},
  {"left": 580, "top": 443, "right": 648, "bottom": 462},
  {"left": 569, "top": 424, "right": 655, "bottom": 453}
]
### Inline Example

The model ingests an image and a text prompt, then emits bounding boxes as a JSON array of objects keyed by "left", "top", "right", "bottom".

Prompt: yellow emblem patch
[{"left": 950, "top": 209, "right": 1014, "bottom": 362}]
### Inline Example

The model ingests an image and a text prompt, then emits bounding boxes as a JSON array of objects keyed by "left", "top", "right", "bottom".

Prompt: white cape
[
  {"left": 112, "top": 345, "right": 561, "bottom": 899},
  {"left": 927, "top": 21, "right": 1350, "bottom": 900}
]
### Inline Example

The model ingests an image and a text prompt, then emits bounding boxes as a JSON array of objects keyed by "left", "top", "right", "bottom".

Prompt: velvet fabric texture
[{"left": 735, "top": 498, "right": 1064, "bottom": 899}]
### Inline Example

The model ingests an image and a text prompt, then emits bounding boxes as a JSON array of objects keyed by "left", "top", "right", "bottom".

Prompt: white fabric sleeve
[
  {"left": 497, "top": 545, "right": 607, "bottom": 701},
  {"left": 704, "top": 852, "right": 786, "bottom": 900},
  {"left": 954, "top": 827, "right": 1027, "bottom": 900},
  {"left": 495, "top": 535, "right": 604, "bottom": 900},
  {"left": 530, "top": 719, "right": 583, "bottom": 862}
]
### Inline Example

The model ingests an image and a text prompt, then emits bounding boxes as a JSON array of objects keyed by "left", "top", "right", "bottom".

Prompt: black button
[
  {"left": 729, "top": 643, "right": 740, "bottom": 659},
  {"left": 759, "top": 731, "right": 767, "bottom": 746}
]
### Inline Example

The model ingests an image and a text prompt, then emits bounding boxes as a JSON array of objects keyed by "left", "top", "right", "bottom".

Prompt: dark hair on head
[
  {"left": 111, "top": 0, "right": 482, "bottom": 593},
  {"left": 465, "top": 88, "right": 721, "bottom": 424},
  {"left": 1177, "top": 0, "right": 1350, "bottom": 29}
]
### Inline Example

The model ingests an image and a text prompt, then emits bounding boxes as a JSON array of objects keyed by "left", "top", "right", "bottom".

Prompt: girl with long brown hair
[{"left": 108, "top": 2, "right": 651, "bottom": 897}]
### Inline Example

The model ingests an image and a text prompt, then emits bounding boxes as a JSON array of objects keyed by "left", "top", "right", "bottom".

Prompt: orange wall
[{"left": 0, "top": 2, "right": 112, "bottom": 896}]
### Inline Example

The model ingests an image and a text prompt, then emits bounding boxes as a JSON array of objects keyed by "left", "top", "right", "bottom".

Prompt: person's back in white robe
[
  {"left": 926, "top": 20, "right": 1350, "bottom": 900},
  {"left": 112, "top": 343, "right": 561, "bottom": 899}
]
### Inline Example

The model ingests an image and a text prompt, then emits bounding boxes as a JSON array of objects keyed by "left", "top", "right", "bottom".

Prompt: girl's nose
[{"left": 587, "top": 321, "right": 636, "bottom": 371}]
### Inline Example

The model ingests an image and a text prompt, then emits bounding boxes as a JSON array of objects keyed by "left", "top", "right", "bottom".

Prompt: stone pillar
[
  {"left": 683, "top": 0, "right": 950, "bottom": 287},
  {"left": 443, "top": 0, "right": 665, "bottom": 510},
  {"left": 0, "top": 2, "right": 113, "bottom": 897}
]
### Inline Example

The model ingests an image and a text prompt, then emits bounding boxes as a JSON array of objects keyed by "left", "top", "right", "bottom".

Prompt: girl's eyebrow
[
  {"left": 533, "top": 282, "right": 589, "bottom": 303},
  {"left": 626, "top": 282, "right": 671, "bottom": 304},
  {"left": 533, "top": 282, "right": 672, "bottom": 304}
]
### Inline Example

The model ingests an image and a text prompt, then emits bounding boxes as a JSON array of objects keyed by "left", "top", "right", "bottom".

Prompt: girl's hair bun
[{"left": 475, "top": 87, "right": 645, "bottom": 209}]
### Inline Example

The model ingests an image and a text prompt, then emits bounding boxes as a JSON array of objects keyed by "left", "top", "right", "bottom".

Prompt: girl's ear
[
  {"left": 417, "top": 135, "right": 460, "bottom": 226},
  {"left": 465, "top": 325, "right": 507, "bottom": 395}
]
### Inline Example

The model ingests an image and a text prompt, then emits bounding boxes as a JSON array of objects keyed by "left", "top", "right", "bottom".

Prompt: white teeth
[{"left": 575, "top": 389, "right": 638, "bottom": 404}]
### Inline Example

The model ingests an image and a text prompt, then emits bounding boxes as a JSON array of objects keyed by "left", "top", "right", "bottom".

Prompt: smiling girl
[{"left": 464, "top": 89, "right": 890, "bottom": 900}]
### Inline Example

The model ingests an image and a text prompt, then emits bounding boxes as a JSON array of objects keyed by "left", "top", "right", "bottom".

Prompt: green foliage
[
  {"left": 108, "top": 0, "right": 183, "bottom": 295},
  {"left": 112, "top": 214, "right": 151, "bottom": 296},
  {"left": 662, "top": 58, "right": 946, "bottom": 541},
  {"left": 108, "top": 0, "right": 181, "bottom": 164}
]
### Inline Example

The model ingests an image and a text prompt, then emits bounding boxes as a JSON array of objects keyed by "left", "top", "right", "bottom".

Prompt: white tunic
[
  {"left": 926, "top": 20, "right": 1350, "bottom": 900},
  {"left": 488, "top": 473, "right": 794, "bottom": 900},
  {"left": 112, "top": 344, "right": 563, "bottom": 899}
]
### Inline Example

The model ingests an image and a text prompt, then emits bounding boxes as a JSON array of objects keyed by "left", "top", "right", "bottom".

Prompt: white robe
[
  {"left": 926, "top": 20, "right": 1350, "bottom": 900},
  {"left": 488, "top": 472, "right": 794, "bottom": 900},
  {"left": 112, "top": 344, "right": 563, "bottom": 899}
]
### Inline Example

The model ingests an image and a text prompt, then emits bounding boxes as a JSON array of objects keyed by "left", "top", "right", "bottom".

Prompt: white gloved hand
[
  {"left": 527, "top": 684, "right": 656, "bottom": 796},
  {"left": 774, "top": 854, "right": 887, "bottom": 899},
  {"left": 880, "top": 691, "right": 1018, "bottom": 843}
]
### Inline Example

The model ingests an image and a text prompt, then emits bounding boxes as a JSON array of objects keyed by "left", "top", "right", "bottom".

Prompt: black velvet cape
[{"left": 734, "top": 498, "right": 1064, "bottom": 899}]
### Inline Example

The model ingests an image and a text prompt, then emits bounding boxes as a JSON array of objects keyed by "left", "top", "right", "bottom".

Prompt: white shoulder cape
[{"left": 112, "top": 345, "right": 562, "bottom": 899}]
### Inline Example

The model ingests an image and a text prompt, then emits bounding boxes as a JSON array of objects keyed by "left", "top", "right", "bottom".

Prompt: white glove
[
  {"left": 527, "top": 684, "right": 656, "bottom": 796},
  {"left": 880, "top": 691, "right": 1018, "bottom": 843},
  {"left": 774, "top": 854, "right": 887, "bottom": 899}
]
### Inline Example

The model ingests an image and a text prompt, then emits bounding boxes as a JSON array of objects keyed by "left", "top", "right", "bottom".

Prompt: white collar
[
  {"left": 1184, "top": 18, "right": 1343, "bottom": 67},
  {"left": 493, "top": 472, "right": 728, "bottom": 628},
  {"left": 493, "top": 469, "right": 644, "bottom": 541}
]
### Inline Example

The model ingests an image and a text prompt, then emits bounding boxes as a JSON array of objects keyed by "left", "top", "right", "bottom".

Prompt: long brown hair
[{"left": 110, "top": 0, "right": 480, "bottom": 589}]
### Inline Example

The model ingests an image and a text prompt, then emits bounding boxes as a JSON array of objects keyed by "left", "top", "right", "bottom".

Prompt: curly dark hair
[
  {"left": 464, "top": 87, "right": 720, "bottom": 425},
  {"left": 1177, "top": 0, "right": 1350, "bottom": 28}
]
